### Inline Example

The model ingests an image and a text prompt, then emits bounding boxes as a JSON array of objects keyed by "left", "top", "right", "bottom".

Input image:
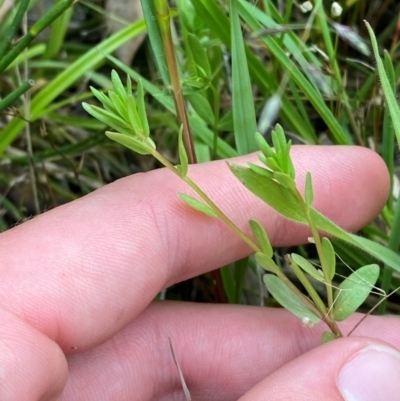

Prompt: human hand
[{"left": 1, "top": 145, "right": 400, "bottom": 401}]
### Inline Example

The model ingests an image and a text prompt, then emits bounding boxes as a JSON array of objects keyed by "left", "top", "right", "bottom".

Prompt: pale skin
[{"left": 1, "top": 145, "right": 400, "bottom": 401}]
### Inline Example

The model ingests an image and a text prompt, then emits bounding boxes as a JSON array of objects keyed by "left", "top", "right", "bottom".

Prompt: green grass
[{"left": 1, "top": 0, "right": 400, "bottom": 313}]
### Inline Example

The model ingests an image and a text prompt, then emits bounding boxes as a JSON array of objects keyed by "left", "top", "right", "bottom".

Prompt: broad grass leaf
[
  {"left": 250, "top": 219, "right": 272, "bottom": 257},
  {"left": 333, "top": 264, "right": 379, "bottom": 321},
  {"left": 140, "top": 0, "right": 170, "bottom": 85},
  {"left": 264, "top": 274, "right": 321, "bottom": 323},
  {"left": 105, "top": 132, "right": 154, "bottom": 155},
  {"left": 178, "top": 193, "right": 218, "bottom": 217},
  {"left": 322, "top": 238, "right": 336, "bottom": 281},
  {"left": 291, "top": 253, "right": 323, "bottom": 281},
  {"left": 255, "top": 253, "right": 279, "bottom": 273},
  {"left": 230, "top": 0, "right": 257, "bottom": 154}
]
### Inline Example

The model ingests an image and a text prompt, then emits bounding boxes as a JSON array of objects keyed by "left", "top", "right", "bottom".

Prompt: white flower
[
  {"left": 300, "top": 1, "right": 313, "bottom": 13},
  {"left": 331, "top": 2, "right": 343, "bottom": 17}
]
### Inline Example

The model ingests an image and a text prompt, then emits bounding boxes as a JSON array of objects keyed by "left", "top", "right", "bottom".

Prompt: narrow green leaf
[
  {"left": 126, "top": 74, "right": 133, "bottom": 96},
  {"left": 264, "top": 274, "right": 321, "bottom": 323},
  {"left": 137, "top": 80, "right": 150, "bottom": 137},
  {"left": 90, "top": 87, "right": 116, "bottom": 113},
  {"left": 178, "top": 125, "right": 188, "bottom": 177},
  {"left": 230, "top": 0, "right": 257, "bottom": 154},
  {"left": 265, "top": 157, "right": 281, "bottom": 172},
  {"left": 250, "top": 219, "right": 273, "bottom": 257},
  {"left": 255, "top": 132, "right": 275, "bottom": 158},
  {"left": 271, "top": 126, "right": 285, "bottom": 157},
  {"left": 230, "top": 165, "right": 304, "bottom": 222},
  {"left": 234, "top": 257, "right": 248, "bottom": 304},
  {"left": 305, "top": 172, "right": 314, "bottom": 208},
  {"left": 107, "top": 54, "right": 237, "bottom": 159},
  {"left": 187, "top": 92, "right": 214, "bottom": 124},
  {"left": 111, "top": 69, "right": 127, "bottom": 100},
  {"left": 333, "top": 264, "right": 379, "bottom": 321},
  {"left": 105, "top": 132, "right": 155, "bottom": 155},
  {"left": 255, "top": 252, "right": 279, "bottom": 273},
  {"left": 311, "top": 210, "right": 400, "bottom": 273},
  {"left": 381, "top": 50, "right": 395, "bottom": 210},
  {"left": 291, "top": 253, "right": 323, "bottom": 282},
  {"left": 247, "top": 163, "right": 273, "bottom": 178},
  {"left": 82, "top": 103, "right": 132, "bottom": 135},
  {"left": 220, "top": 265, "right": 237, "bottom": 304},
  {"left": 321, "top": 238, "right": 336, "bottom": 281},
  {"left": 187, "top": 33, "right": 211, "bottom": 78},
  {"left": 178, "top": 193, "right": 218, "bottom": 217},
  {"left": 140, "top": 0, "right": 170, "bottom": 85},
  {"left": 231, "top": 162, "right": 400, "bottom": 272},
  {"left": 109, "top": 91, "right": 129, "bottom": 122},
  {"left": 365, "top": 21, "right": 400, "bottom": 148},
  {"left": 126, "top": 95, "right": 143, "bottom": 134},
  {"left": 273, "top": 172, "right": 295, "bottom": 189}
]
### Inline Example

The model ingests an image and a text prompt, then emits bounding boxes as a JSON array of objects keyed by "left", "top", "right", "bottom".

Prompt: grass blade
[{"left": 230, "top": 0, "right": 257, "bottom": 154}]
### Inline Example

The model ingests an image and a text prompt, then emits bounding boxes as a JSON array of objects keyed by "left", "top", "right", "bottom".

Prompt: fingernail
[{"left": 338, "top": 345, "right": 400, "bottom": 401}]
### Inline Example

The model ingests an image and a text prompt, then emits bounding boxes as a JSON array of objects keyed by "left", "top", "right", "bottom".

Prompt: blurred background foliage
[{"left": 1, "top": 0, "right": 400, "bottom": 313}]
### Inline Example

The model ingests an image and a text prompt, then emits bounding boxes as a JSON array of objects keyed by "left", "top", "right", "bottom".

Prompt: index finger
[{"left": 0, "top": 146, "right": 389, "bottom": 351}]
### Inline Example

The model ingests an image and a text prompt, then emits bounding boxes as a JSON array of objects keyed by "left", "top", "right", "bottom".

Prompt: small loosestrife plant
[{"left": 83, "top": 70, "right": 390, "bottom": 342}]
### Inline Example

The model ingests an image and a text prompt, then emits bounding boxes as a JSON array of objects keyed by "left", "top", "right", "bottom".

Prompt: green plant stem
[
  {"left": 150, "top": 146, "right": 344, "bottom": 336},
  {"left": 292, "top": 187, "right": 334, "bottom": 311},
  {"left": 285, "top": 255, "right": 327, "bottom": 314},
  {"left": 284, "top": 255, "right": 342, "bottom": 336},
  {"left": 0, "top": 0, "right": 30, "bottom": 61},
  {"left": 151, "top": 148, "right": 259, "bottom": 251},
  {"left": 0, "top": 80, "right": 33, "bottom": 112},
  {"left": 155, "top": 0, "right": 196, "bottom": 164},
  {"left": 0, "top": 0, "right": 76, "bottom": 73}
]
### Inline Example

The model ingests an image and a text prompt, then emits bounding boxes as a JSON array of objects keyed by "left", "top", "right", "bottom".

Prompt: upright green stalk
[
  {"left": 0, "top": 0, "right": 30, "bottom": 61},
  {"left": 154, "top": 0, "right": 197, "bottom": 164}
]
